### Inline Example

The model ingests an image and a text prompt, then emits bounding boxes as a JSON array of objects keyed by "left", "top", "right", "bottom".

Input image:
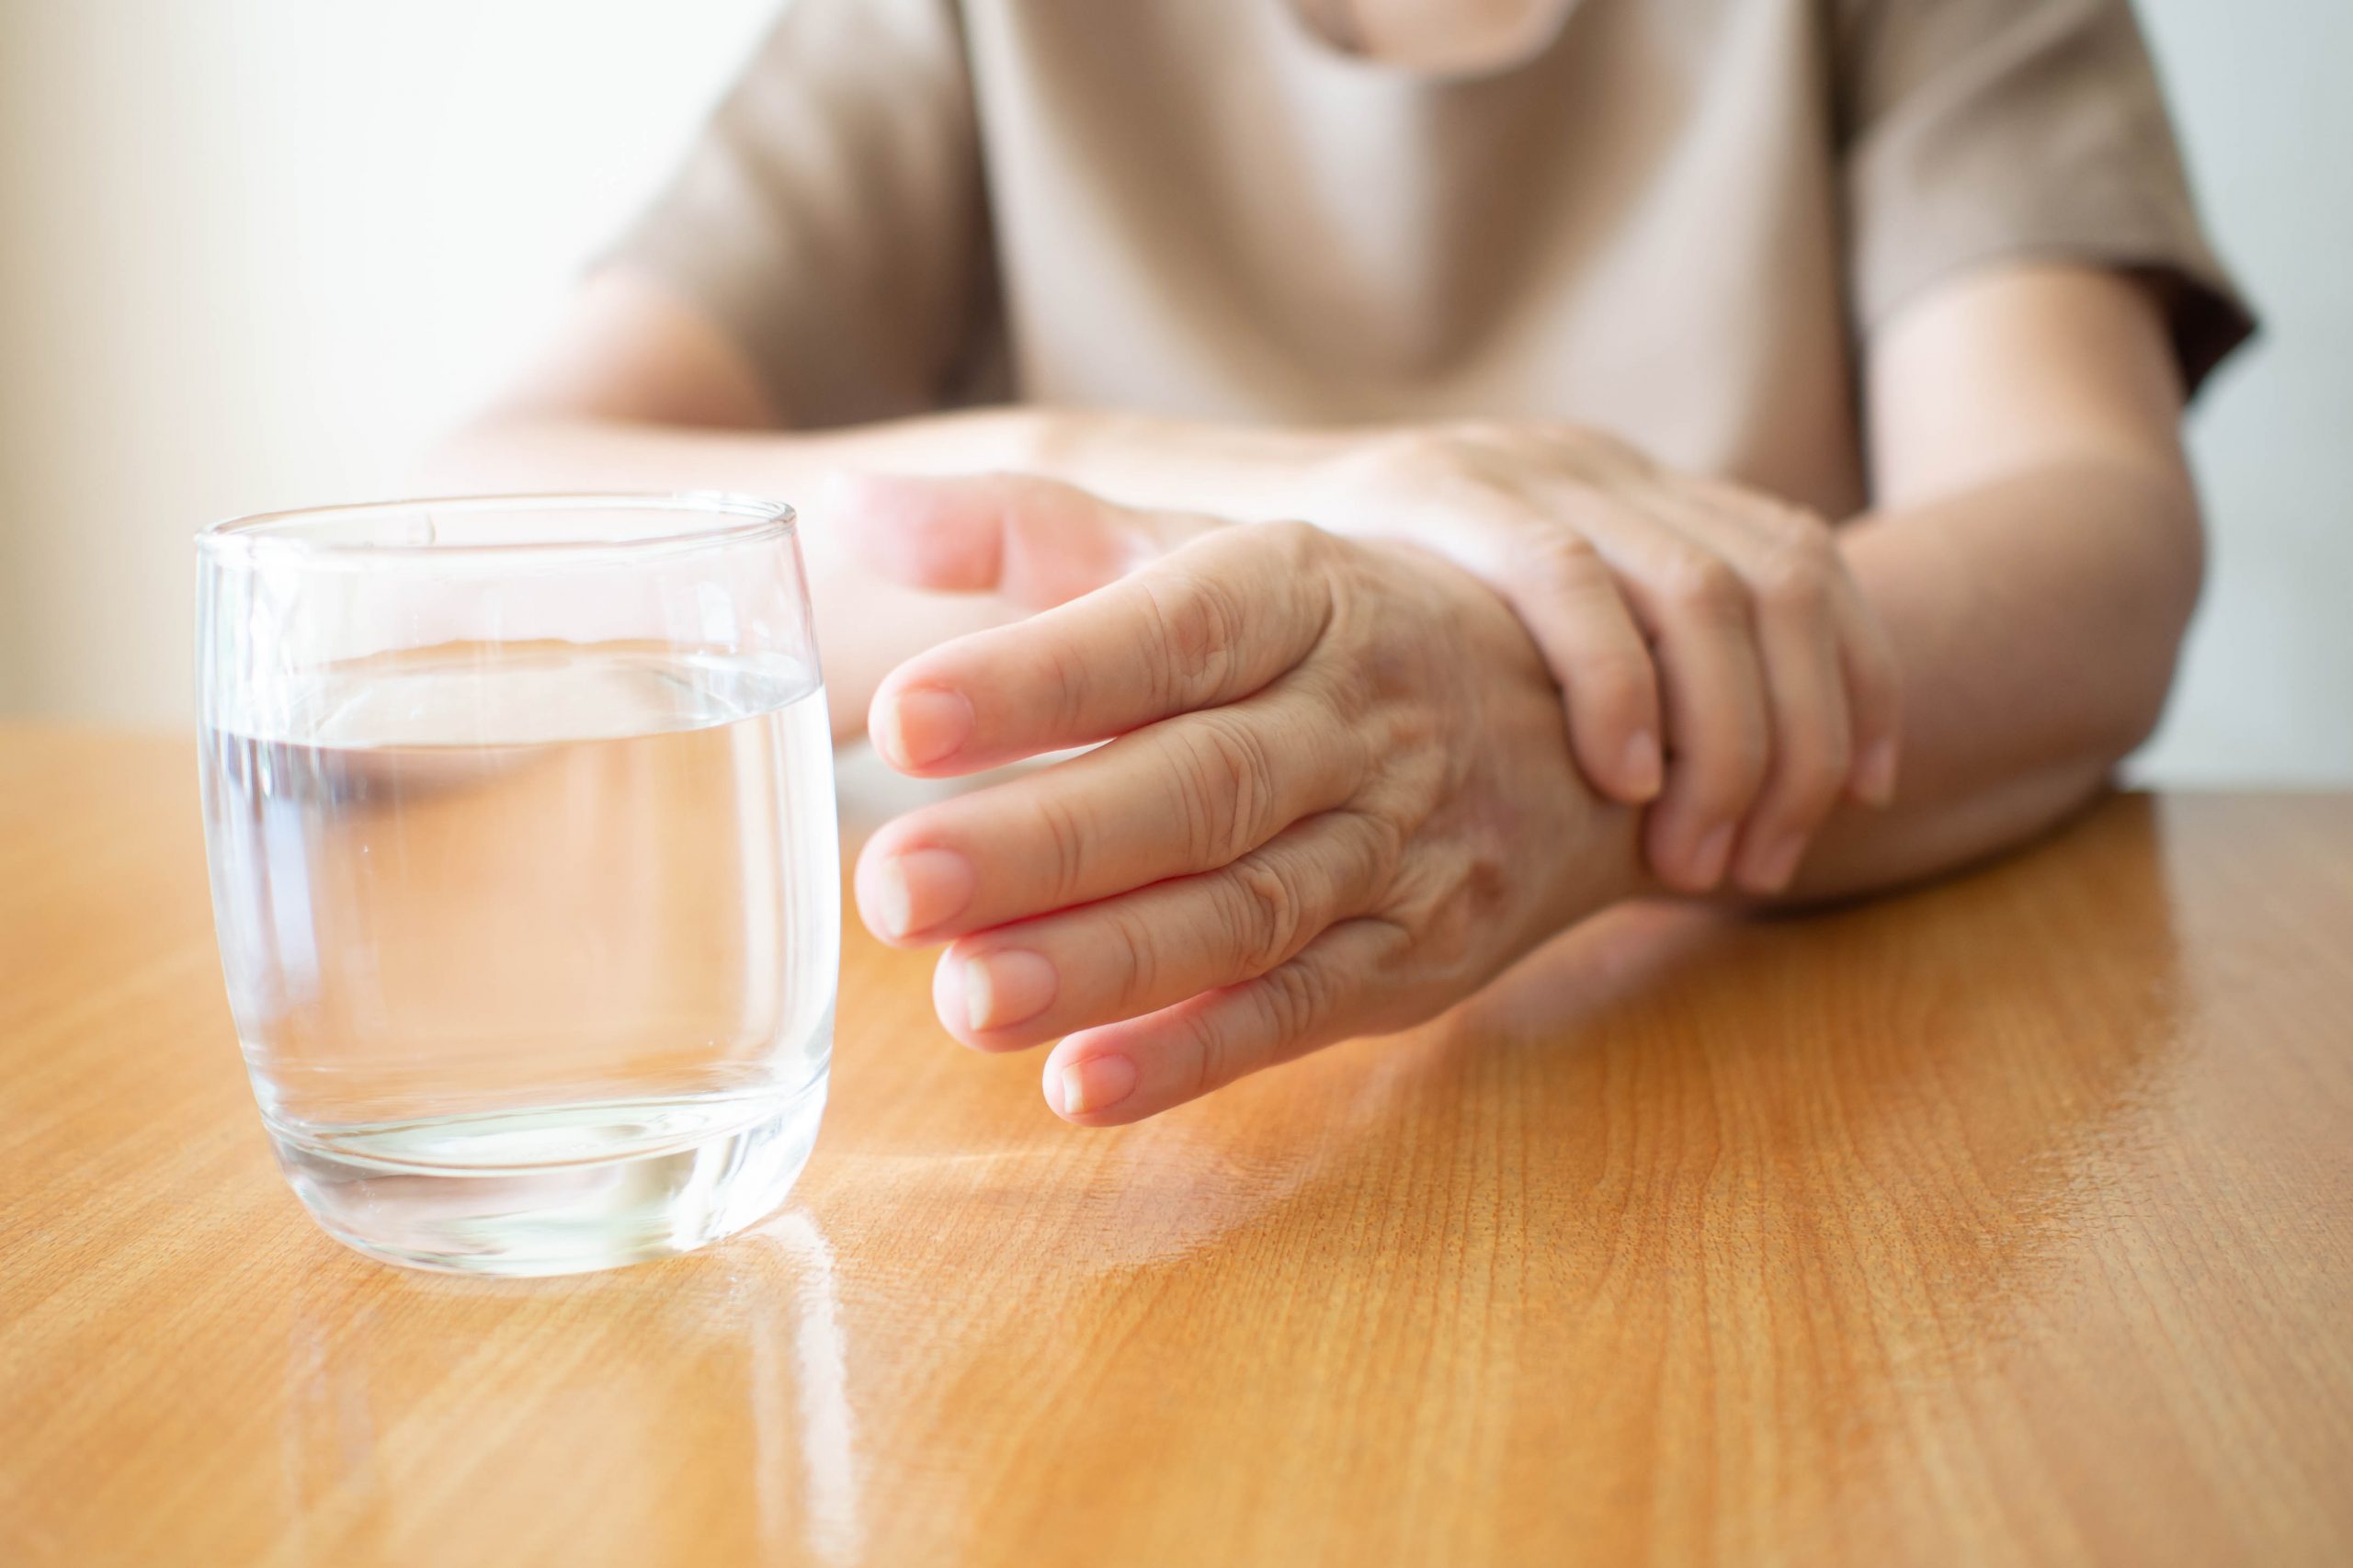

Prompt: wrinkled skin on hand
[{"left": 847, "top": 475, "right": 1644, "bottom": 1126}]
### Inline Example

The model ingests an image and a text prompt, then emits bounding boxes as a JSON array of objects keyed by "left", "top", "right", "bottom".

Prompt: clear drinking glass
[{"left": 195, "top": 494, "right": 838, "bottom": 1276}]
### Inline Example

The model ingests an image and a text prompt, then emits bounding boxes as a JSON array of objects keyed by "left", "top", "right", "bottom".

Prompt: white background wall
[
  {"left": 2130, "top": 0, "right": 2353, "bottom": 783},
  {"left": 3, "top": 0, "right": 2347, "bottom": 782},
  {"left": 0, "top": 0, "right": 780, "bottom": 721}
]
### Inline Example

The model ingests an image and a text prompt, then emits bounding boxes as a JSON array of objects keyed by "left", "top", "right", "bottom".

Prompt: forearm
[
  {"left": 1024, "top": 408, "right": 1347, "bottom": 520},
  {"left": 1779, "top": 456, "right": 2202, "bottom": 899},
  {"left": 423, "top": 407, "right": 1057, "bottom": 738}
]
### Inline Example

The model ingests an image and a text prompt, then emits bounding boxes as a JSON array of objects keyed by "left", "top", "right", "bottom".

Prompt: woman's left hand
[
  {"left": 844, "top": 473, "right": 1646, "bottom": 1125},
  {"left": 1292, "top": 422, "right": 1904, "bottom": 895}
]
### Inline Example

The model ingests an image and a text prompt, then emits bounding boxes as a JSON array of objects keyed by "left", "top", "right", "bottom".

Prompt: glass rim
[{"left": 195, "top": 491, "right": 796, "bottom": 561}]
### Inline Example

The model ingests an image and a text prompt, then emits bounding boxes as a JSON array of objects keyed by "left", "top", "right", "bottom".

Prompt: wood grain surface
[{"left": 2, "top": 726, "right": 2349, "bottom": 1567}]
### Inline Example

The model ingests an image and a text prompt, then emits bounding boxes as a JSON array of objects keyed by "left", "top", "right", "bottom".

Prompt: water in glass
[{"left": 200, "top": 639, "right": 837, "bottom": 1274}]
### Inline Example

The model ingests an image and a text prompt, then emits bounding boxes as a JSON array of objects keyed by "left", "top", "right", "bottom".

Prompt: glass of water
[{"left": 196, "top": 494, "right": 838, "bottom": 1276}]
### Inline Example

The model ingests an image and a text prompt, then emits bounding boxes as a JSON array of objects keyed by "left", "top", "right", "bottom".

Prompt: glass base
[{"left": 267, "top": 1078, "right": 828, "bottom": 1277}]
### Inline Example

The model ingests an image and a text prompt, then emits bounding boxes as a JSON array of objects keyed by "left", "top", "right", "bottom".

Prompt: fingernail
[
  {"left": 1857, "top": 738, "right": 1899, "bottom": 806},
  {"left": 1691, "top": 824, "right": 1735, "bottom": 888},
  {"left": 1749, "top": 834, "right": 1805, "bottom": 893},
  {"left": 872, "top": 847, "right": 973, "bottom": 938},
  {"left": 1056, "top": 1054, "right": 1139, "bottom": 1118},
  {"left": 1622, "top": 729, "right": 1664, "bottom": 800},
  {"left": 963, "top": 949, "right": 1057, "bottom": 1033},
  {"left": 877, "top": 686, "right": 973, "bottom": 769}
]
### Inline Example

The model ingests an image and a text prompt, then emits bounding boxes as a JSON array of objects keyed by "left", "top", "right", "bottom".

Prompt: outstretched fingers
[
  {"left": 930, "top": 808, "right": 1397, "bottom": 1052},
  {"left": 1039, "top": 917, "right": 1410, "bottom": 1125},
  {"left": 870, "top": 517, "right": 1338, "bottom": 775}
]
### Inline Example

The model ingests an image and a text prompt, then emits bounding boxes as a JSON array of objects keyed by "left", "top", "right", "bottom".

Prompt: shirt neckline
[{"left": 1273, "top": 0, "right": 1585, "bottom": 83}]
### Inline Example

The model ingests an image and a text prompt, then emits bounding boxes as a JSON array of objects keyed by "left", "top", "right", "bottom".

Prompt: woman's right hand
[{"left": 842, "top": 474, "right": 1646, "bottom": 1126}]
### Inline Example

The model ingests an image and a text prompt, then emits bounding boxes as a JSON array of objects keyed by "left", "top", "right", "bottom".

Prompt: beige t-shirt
[{"left": 611, "top": 0, "right": 2251, "bottom": 517}]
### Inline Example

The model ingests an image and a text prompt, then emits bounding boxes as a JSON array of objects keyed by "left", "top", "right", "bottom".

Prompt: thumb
[{"left": 828, "top": 471, "right": 1222, "bottom": 611}]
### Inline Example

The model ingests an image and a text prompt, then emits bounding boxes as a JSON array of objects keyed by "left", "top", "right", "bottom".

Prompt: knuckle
[
  {"left": 1170, "top": 714, "right": 1280, "bottom": 869},
  {"left": 1176, "top": 1005, "right": 1236, "bottom": 1101},
  {"left": 1038, "top": 638, "right": 1091, "bottom": 737},
  {"left": 1100, "top": 908, "right": 1163, "bottom": 1013},
  {"left": 1753, "top": 532, "right": 1836, "bottom": 614},
  {"left": 1245, "top": 519, "right": 1340, "bottom": 643},
  {"left": 1527, "top": 529, "right": 1606, "bottom": 587},
  {"left": 1661, "top": 551, "right": 1747, "bottom": 622},
  {"left": 1138, "top": 570, "right": 1243, "bottom": 710},
  {"left": 1350, "top": 811, "right": 1408, "bottom": 894},
  {"left": 1257, "top": 953, "right": 1341, "bottom": 1055},
  {"left": 1292, "top": 651, "right": 1372, "bottom": 738},
  {"left": 1030, "top": 792, "right": 1092, "bottom": 907},
  {"left": 1762, "top": 500, "right": 1835, "bottom": 547},
  {"left": 1131, "top": 583, "right": 1185, "bottom": 714},
  {"left": 1258, "top": 517, "right": 1332, "bottom": 568},
  {"left": 1421, "top": 884, "right": 1494, "bottom": 970},
  {"left": 1222, "top": 852, "right": 1312, "bottom": 976}
]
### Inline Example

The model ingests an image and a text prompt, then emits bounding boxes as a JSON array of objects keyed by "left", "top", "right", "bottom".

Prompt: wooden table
[{"left": 3, "top": 728, "right": 2349, "bottom": 1567}]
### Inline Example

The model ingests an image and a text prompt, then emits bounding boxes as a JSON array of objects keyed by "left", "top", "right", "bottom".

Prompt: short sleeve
[
  {"left": 1838, "top": 0, "right": 2256, "bottom": 396},
  {"left": 601, "top": 0, "right": 995, "bottom": 426}
]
